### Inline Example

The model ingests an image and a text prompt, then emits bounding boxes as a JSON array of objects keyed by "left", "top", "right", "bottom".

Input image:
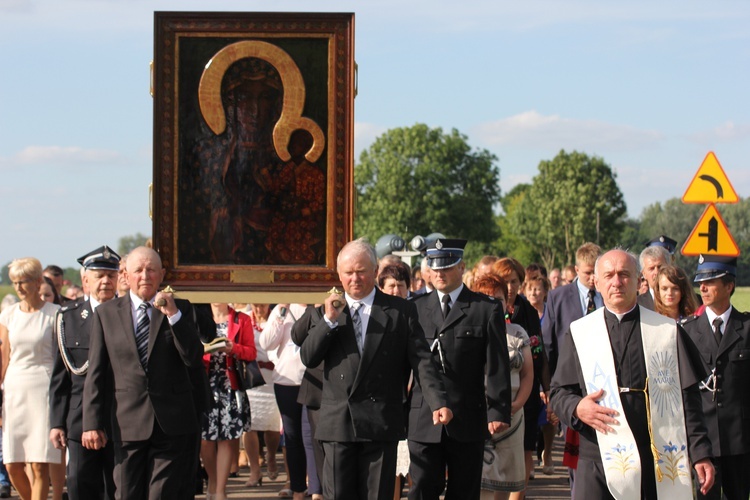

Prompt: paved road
[{"left": 200, "top": 435, "right": 572, "bottom": 499}]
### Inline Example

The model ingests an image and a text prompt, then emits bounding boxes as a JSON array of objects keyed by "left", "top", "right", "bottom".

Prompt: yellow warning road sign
[
  {"left": 682, "top": 151, "right": 739, "bottom": 204},
  {"left": 681, "top": 204, "right": 740, "bottom": 256}
]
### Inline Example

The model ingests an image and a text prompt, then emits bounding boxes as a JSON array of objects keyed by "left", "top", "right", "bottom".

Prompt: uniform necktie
[
  {"left": 712, "top": 317, "right": 723, "bottom": 347},
  {"left": 351, "top": 302, "right": 363, "bottom": 354},
  {"left": 442, "top": 294, "right": 452, "bottom": 320},
  {"left": 135, "top": 302, "right": 151, "bottom": 370},
  {"left": 586, "top": 289, "right": 597, "bottom": 315}
]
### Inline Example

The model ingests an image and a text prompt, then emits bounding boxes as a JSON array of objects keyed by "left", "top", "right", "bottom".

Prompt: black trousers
[
  {"left": 66, "top": 438, "right": 115, "bottom": 500},
  {"left": 408, "top": 434, "right": 484, "bottom": 500},
  {"left": 321, "top": 440, "right": 397, "bottom": 500},
  {"left": 696, "top": 452, "right": 750, "bottom": 500}
]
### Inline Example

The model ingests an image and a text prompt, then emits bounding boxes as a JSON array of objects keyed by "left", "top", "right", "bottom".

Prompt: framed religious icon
[{"left": 152, "top": 12, "right": 355, "bottom": 301}]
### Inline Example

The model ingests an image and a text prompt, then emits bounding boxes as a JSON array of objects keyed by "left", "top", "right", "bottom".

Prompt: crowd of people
[{"left": 0, "top": 233, "right": 747, "bottom": 500}]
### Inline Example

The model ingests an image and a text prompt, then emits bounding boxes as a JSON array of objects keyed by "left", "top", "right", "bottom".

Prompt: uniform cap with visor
[{"left": 425, "top": 238, "right": 467, "bottom": 270}]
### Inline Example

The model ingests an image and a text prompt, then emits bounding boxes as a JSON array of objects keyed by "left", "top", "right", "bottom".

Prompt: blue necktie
[
  {"left": 351, "top": 302, "right": 363, "bottom": 354},
  {"left": 135, "top": 302, "right": 151, "bottom": 370}
]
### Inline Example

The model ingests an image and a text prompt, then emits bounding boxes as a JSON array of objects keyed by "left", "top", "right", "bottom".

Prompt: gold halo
[{"left": 198, "top": 40, "right": 325, "bottom": 163}]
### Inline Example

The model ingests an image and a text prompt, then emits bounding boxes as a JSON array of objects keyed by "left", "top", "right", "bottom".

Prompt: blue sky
[{"left": 1, "top": 0, "right": 748, "bottom": 269}]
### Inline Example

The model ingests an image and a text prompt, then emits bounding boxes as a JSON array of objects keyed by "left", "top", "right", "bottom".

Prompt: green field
[{"left": 2, "top": 286, "right": 750, "bottom": 312}]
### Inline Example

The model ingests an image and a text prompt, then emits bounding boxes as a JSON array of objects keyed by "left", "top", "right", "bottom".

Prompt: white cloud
[
  {"left": 688, "top": 121, "right": 750, "bottom": 143},
  {"left": 8, "top": 146, "right": 125, "bottom": 167},
  {"left": 354, "top": 122, "right": 387, "bottom": 159},
  {"left": 472, "top": 111, "right": 664, "bottom": 153},
  {"left": 0, "top": 0, "right": 32, "bottom": 13}
]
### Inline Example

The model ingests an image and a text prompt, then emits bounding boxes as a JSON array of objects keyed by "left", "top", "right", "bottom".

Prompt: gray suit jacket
[
  {"left": 83, "top": 296, "right": 204, "bottom": 442},
  {"left": 637, "top": 290, "right": 655, "bottom": 310},
  {"left": 300, "top": 289, "right": 448, "bottom": 442}
]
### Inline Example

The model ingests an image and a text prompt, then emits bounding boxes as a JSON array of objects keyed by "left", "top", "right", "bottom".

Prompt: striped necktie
[
  {"left": 351, "top": 302, "right": 363, "bottom": 354},
  {"left": 135, "top": 302, "right": 151, "bottom": 370}
]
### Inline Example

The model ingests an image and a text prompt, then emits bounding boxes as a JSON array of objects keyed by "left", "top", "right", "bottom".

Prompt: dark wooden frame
[{"left": 152, "top": 12, "right": 354, "bottom": 297}]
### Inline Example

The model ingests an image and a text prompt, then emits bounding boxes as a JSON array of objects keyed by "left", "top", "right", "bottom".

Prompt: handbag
[
  {"left": 236, "top": 358, "right": 266, "bottom": 390},
  {"left": 232, "top": 310, "right": 266, "bottom": 390}
]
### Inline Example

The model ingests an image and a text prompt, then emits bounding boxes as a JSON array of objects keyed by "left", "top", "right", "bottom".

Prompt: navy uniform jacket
[
  {"left": 683, "top": 307, "right": 750, "bottom": 457},
  {"left": 49, "top": 300, "right": 108, "bottom": 440},
  {"left": 300, "top": 289, "right": 448, "bottom": 442},
  {"left": 408, "top": 287, "right": 511, "bottom": 443}
]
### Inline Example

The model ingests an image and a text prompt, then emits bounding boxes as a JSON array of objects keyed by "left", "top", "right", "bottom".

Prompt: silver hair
[
  {"left": 337, "top": 238, "right": 377, "bottom": 270},
  {"left": 638, "top": 245, "right": 670, "bottom": 269}
]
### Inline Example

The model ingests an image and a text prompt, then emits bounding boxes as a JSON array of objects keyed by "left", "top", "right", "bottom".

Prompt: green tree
[
  {"left": 118, "top": 232, "right": 150, "bottom": 256},
  {"left": 506, "top": 150, "right": 627, "bottom": 269},
  {"left": 354, "top": 124, "right": 501, "bottom": 245},
  {"left": 638, "top": 197, "right": 750, "bottom": 285}
]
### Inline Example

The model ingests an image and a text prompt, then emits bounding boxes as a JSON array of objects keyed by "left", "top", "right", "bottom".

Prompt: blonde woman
[{"left": 0, "top": 258, "right": 62, "bottom": 500}]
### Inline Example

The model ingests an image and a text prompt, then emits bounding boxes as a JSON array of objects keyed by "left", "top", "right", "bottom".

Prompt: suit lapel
[
  {"left": 336, "top": 307, "right": 361, "bottom": 382},
  {"left": 568, "top": 284, "right": 584, "bottom": 321},
  {"left": 440, "top": 287, "right": 469, "bottom": 332},
  {"left": 423, "top": 292, "right": 442, "bottom": 338},
  {"left": 717, "top": 308, "right": 743, "bottom": 357},
  {"left": 149, "top": 307, "right": 165, "bottom": 359},
  {"left": 352, "top": 292, "right": 388, "bottom": 391},
  {"left": 118, "top": 296, "right": 140, "bottom": 359}
]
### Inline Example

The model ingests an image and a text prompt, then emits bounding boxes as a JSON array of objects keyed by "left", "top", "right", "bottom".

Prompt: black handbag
[
  {"left": 236, "top": 358, "right": 266, "bottom": 390},
  {"left": 232, "top": 312, "right": 266, "bottom": 390}
]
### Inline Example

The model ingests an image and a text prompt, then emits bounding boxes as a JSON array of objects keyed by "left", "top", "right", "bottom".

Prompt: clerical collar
[{"left": 605, "top": 303, "right": 638, "bottom": 322}]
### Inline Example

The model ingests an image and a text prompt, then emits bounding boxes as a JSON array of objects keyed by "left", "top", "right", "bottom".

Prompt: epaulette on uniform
[
  {"left": 59, "top": 301, "right": 82, "bottom": 314},
  {"left": 680, "top": 315, "right": 699, "bottom": 326}
]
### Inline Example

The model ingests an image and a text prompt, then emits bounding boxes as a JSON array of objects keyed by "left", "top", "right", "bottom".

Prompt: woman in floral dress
[{"left": 200, "top": 303, "right": 257, "bottom": 500}]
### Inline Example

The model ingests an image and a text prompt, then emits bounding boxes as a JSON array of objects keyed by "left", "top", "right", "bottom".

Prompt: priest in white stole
[{"left": 550, "top": 249, "right": 715, "bottom": 499}]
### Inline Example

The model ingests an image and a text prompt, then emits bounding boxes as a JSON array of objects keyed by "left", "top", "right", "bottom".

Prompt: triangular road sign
[
  {"left": 682, "top": 151, "right": 739, "bottom": 204},
  {"left": 681, "top": 204, "right": 740, "bottom": 256}
]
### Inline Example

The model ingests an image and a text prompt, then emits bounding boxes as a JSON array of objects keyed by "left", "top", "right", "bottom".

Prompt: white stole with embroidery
[{"left": 570, "top": 307, "right": 693, "bottom": 499}]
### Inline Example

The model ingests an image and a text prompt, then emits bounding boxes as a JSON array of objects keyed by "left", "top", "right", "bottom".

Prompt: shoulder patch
[
  {"left": 681, "top": 315, "right": 699, "bottom": 325},
  {"left": 60, "top": 301, "right": 82, "bottom": 314}
]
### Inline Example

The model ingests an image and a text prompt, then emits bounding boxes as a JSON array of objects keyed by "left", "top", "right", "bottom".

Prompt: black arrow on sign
[
  {"left": 698, "top": 217, "right": 718, "bottom": 251},
  {"left": 698, "top": 174, "right": 724, "bottom": 199}
]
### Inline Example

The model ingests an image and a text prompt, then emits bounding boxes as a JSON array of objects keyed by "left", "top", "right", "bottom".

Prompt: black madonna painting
[{"left": 152, "top": 12, "right": 354, "bottom": 291}]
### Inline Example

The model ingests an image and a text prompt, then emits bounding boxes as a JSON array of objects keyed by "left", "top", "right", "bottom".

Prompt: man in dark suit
[
  {"left": 636, "top": 244, "right": 670, "bottom": 311},
  {"left": 82, "top": 246, "right": 204, "bottom": 499},
  {"left": 291, "top": 305, "right": 325, "bottom": 496},
  {"left": 542, "top": 242, "right": 601, "bottom": 493},
  {"left": 408, "top": 238, "right": 511, "bottom": 500},
  {"left": 300, "top": 238, "right": 452, "bottom": 500},
  {"left": 49, "top": 246, "right": 119, "bottom": 500},
  {"left": 683, "top": 255, "right": 750, "bottom": 499},
  {"left": 543, "top": 242, "right": 602, "bottom": 375}
]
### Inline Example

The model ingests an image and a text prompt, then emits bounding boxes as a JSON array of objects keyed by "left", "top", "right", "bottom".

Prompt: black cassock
[{"left": 550, "top": 307, "right": 712, "bottom": 500}]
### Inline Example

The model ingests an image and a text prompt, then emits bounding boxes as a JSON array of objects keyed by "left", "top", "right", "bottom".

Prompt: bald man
[{"left": 82, "top": 246, "right": 204, "bottom": 499}]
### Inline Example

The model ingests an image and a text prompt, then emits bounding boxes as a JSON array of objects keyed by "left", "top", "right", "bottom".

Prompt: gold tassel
[
  {"left": 628, "top": 377, "right": 663, "bottom": 481},
  {"left": 643, "top": 377, "right": 663, "bottom": 482}
]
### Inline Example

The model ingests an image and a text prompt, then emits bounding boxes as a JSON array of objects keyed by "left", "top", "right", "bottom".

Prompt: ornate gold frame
[{"left": 152, "top": 12, "right": 355, "bottom": 302}]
